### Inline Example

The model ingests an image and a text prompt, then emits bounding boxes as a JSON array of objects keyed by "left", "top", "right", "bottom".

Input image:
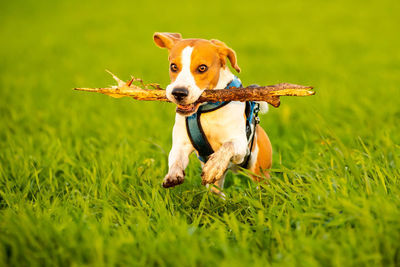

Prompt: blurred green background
[{"left": 1, "top": 0, "right": 399, "bottom": 266}]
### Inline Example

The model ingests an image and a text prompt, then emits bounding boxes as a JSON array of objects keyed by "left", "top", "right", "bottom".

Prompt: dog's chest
[{"left": 199, "top": 102, "right": 246, "bottom": 151}]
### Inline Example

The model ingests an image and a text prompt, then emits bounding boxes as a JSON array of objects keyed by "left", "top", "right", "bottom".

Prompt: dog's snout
[{"left": 171, "top": 87, "right": 189, "bottom": 101}]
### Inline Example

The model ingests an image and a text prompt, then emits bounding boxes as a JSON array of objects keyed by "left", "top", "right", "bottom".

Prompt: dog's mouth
[{"left": 176, "top": 102, "right": 201, "bottom": 116}]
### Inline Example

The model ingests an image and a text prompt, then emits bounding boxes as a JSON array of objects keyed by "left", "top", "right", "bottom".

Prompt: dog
[{"left": 153, "top": 32, "right": 272, "bottom": 195}]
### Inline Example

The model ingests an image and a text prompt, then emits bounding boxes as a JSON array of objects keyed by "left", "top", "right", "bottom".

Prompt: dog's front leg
[
  {"left": 163, "top": 143, "right": 193, "bottom": 188},
  {"left": 201, "top": 138, "right": 247, "bottom": 185},
  {"left": 163, "top": 116, "right": 194, "bottom": 188}
]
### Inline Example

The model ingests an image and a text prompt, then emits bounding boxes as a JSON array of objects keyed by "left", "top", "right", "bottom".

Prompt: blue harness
[{"left": 185, "top": 77, "right": 260, "bottom": 165}]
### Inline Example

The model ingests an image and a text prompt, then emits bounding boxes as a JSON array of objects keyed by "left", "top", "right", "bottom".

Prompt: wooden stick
[{"left": 74, "top": 72, "right": 315, "bottom": 107}]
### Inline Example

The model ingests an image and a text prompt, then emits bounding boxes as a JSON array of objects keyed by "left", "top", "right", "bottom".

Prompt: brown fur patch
[
  {"left": 168, "top": 39, "right": 222, "bottom": 89},
  {"left": 250, "top": 125, "right": 272, "bottom": 181}
]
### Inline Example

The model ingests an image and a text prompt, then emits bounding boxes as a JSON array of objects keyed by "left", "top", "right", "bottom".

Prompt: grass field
[{"left": 1, "top": 0, "right": 400, "bottom": 266}]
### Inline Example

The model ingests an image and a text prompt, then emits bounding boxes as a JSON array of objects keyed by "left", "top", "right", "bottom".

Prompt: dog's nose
[{"left": 171, "top": 87, "right": 189, "bottom": 101}]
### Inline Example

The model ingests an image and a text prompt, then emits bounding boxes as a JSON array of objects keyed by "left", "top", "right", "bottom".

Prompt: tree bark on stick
[{"left": 74, "top": 72, "right": 315, "bottom": 107}]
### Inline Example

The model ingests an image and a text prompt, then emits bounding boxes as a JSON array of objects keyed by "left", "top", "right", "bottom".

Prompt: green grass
[{"left": 1, "top": 0, "right": 400, "bottom": 266}]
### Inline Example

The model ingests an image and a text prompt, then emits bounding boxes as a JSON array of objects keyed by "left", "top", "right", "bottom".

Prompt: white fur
[
  {"left": 257, "top": 102, "right": 269, "bottom": 114},
  {"left": 200, "top": 102, "right": 247, "bottom": 164},
  {"left": 165, "top": 46, "right": 204, "bottom": 105},
  {"left": 246, "top": 138, "right": 259, "bottom": 169},
  {"left": 215, "top": 67, "right": 237, "bottom": 90},
  {"left": 168, "top": 113, "right": 194, "bottom": 169},
  {"left": 163, "top": 112, "right": 195, "bottom": 187}
]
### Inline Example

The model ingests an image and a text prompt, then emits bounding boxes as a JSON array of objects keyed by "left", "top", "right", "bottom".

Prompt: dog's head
[{"left": 153, "top": 32, "right": 240, "bottom": 116}]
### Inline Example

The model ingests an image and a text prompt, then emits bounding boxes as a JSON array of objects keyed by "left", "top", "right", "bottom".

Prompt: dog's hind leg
[{"left": 248, "top": 125, "right": 272, "bottom": 181}]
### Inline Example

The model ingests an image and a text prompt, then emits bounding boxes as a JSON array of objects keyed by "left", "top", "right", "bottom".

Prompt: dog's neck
[{"left": 214, "top": 67, "right": 235, "bottom": 90}]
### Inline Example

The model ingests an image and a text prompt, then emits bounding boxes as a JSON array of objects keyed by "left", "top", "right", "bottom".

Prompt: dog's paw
[
  {"left": 162, "top": 169, "right": 185, "bottom": 188},
  {"left": 201, "top": 153, "right": 230, "bottom": 185}
]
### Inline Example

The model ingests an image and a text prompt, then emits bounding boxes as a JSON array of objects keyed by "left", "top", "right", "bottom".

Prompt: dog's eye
[
  {"left": 170, "top": 63, "right": 178, "bottom": 72},
  {"left": 197, "top": 64, "right": 208, "bottom": 73}
]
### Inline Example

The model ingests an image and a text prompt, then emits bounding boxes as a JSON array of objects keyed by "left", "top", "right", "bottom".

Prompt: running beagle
[{"left": 154, "top": 32, "right": 272, "bottom": 195}]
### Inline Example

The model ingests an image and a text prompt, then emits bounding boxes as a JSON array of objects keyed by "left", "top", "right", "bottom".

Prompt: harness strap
[
  {"left": 185, "top": 112, "right": 214, "bottom": 162},
  {"left": 239, "top": 99, "right": 260, "bottom": 168}
]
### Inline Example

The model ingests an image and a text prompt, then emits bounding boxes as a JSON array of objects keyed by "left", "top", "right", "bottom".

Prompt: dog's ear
[
  {"left": 153, "top": 32, "right": 182, "bottom": 49},
  {"left": 211, "top": 39, "right": 241, "bottom": 73}
]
